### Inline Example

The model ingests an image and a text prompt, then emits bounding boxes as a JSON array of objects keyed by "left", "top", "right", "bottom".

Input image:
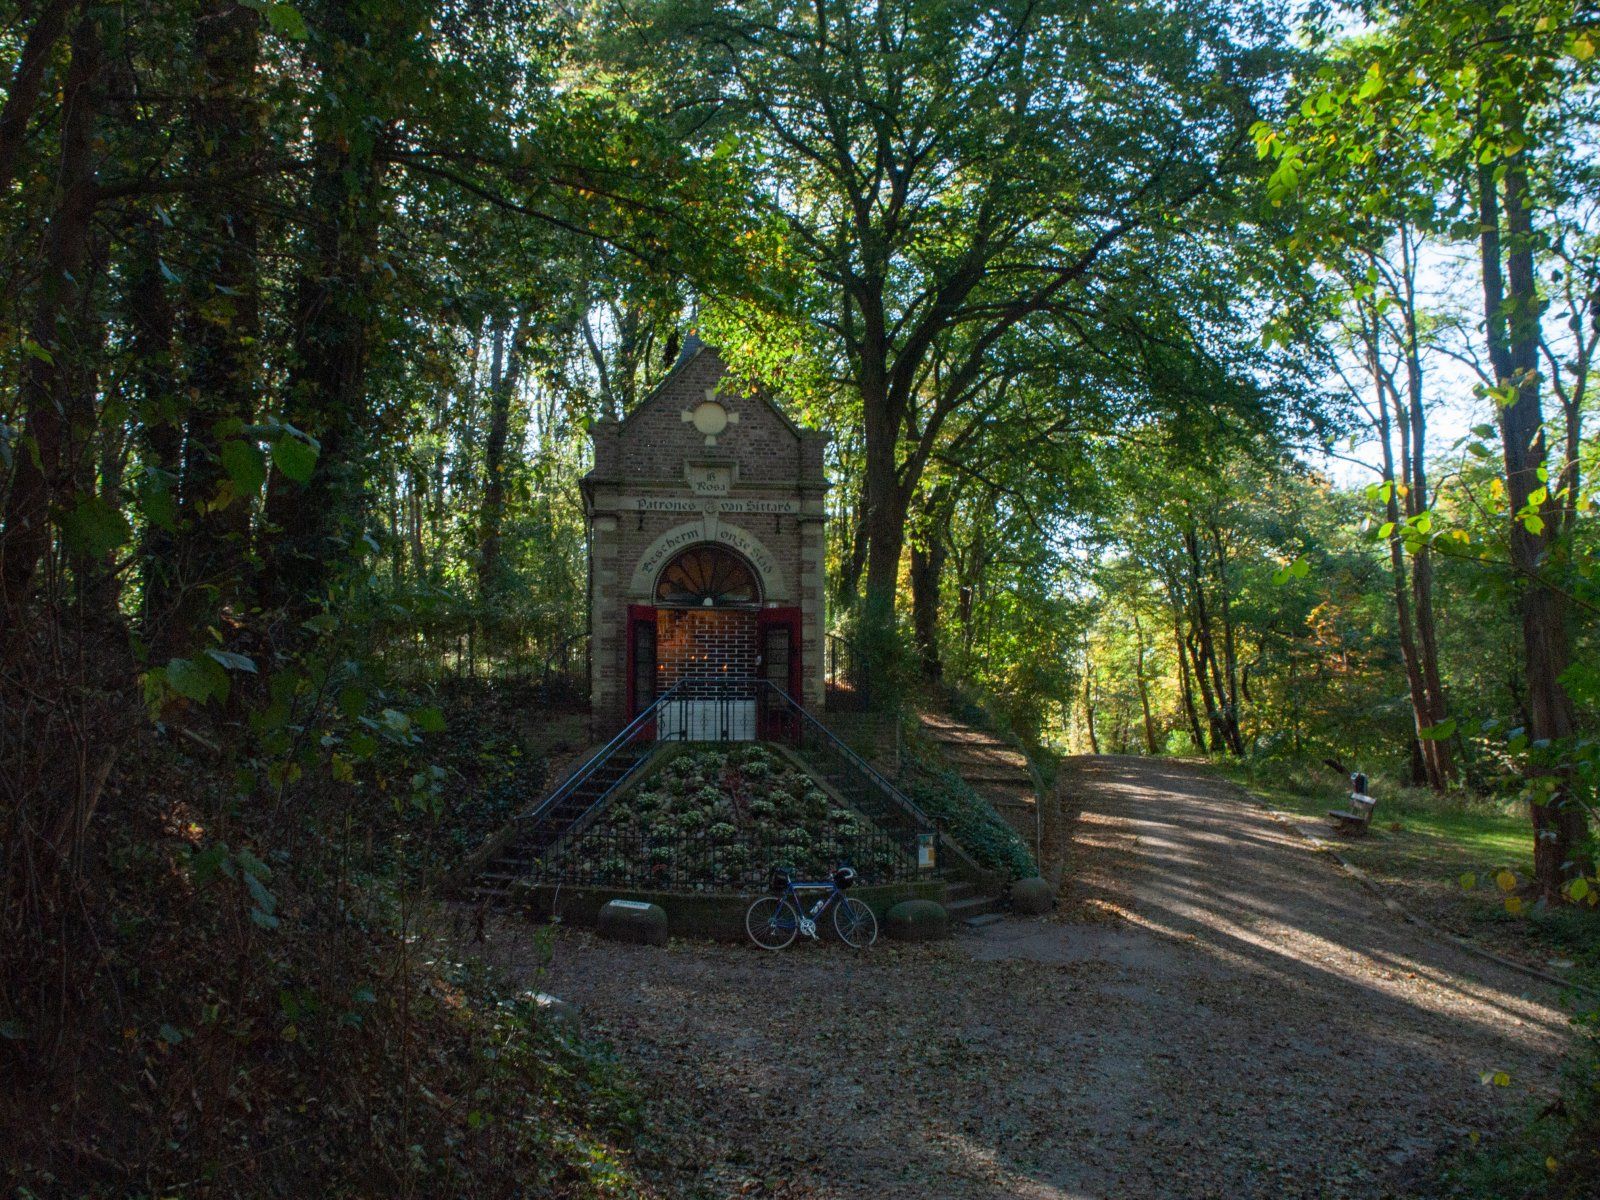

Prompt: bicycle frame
[{"left": 780, "top": 880, "right": 843, "bottom": 939}]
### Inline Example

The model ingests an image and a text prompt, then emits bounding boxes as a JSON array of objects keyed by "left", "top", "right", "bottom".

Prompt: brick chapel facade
[{"left": 581, "top": 341, "right": 829, "bottom": 735}]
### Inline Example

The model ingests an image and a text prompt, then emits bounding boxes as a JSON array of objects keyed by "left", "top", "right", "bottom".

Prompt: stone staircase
[
  {"left": 918, "top": 710, "right": 1039, "bottom": 846},
  {"left": 456, "top": 693, "right": 1018, "bottom": 924},
  {"left": 941, "top": 874, "right": 1005, "bottom": 923},
  {"left": 462, "top": 745, "right": 655, "bottom": 904}
]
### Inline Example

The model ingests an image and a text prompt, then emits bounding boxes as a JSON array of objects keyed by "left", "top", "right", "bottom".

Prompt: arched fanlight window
[{"left": 655, "top": 544, "right": 760, "bottom": 607}]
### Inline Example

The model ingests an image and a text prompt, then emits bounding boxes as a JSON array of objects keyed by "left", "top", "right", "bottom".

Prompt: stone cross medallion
[{"left": 682, "top": 385, "right": 740, "bottom": 446}]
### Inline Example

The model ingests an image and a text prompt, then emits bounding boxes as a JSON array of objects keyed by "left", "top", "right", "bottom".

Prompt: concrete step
[
  {"left": 946, "top": 893, "right": 1004, "bottom": 920},
  {"left": 961, "top": 912, "right": 1006, "bottom": 930},
  {"left": 941, "top": 744, "right": 1027, "bottom": 761},
  {"left": 953, "top": 774, "right": 1030, "bottom": 793},
  {"left": 930, "top": 735, "right": 1014, "bottom": 752}
]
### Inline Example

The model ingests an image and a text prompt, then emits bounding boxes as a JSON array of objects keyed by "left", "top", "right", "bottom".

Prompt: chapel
[{"left": 581, "top": 341, "right": 829, "bottom": 737}]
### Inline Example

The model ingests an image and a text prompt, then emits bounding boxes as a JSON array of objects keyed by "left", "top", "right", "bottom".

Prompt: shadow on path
[{"left": 476, "top": 755, "right": 1572, "bottom": 1200}]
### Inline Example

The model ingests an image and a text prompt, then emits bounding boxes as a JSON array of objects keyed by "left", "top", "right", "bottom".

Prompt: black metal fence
[
  {"left": 825, "top": 633, "right": 870, "bottom": 712},
  {"left": 518, "top": 677, "right": 940, "bottom": 892},
  {"left": 534, "top": 822, "right": 917, "bottom": 892}
]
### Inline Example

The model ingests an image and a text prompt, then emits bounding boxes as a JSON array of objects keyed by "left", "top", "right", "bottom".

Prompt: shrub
[{"left": 899, "top": 763, "right": 1035, "bottom": 878}]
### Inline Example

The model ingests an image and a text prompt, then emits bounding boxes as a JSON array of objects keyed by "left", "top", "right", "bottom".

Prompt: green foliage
[
  {"left": 1442, "top": 1013, "right": 1600, "bottom": 1200},
  {"left": 548, "top": 745, "right": 911, "bottom": 890},
  {"left": 4, "top": 0, "right": 1598, "bottom": 1190},
  {"left": 897, "top": 764, "right": 1035, "bottom": 880}
]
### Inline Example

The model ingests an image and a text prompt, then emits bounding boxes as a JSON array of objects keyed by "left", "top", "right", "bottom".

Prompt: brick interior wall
[{"left": 656, "top": 608, "right": 758, "bottom": 692}]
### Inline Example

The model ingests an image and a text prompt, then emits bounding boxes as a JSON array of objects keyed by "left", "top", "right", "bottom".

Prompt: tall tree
[
  {"left": 0, "top": 9, "right": 104, "bottom": 634},
  {"left": 1264, "top": 0, "right": 1596, "bottom": 897},
  {"left": 616, "top": 0, "right": 1289, "bottom": 687}
]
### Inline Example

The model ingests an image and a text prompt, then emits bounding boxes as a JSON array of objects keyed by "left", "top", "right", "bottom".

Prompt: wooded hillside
[{"left": 2, "top": 0, "right": 1597, "bottom": 1196}]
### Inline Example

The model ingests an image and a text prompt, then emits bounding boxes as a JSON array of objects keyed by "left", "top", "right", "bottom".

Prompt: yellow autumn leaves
[{"left": 1459, "top": 866, "right": 1597, "bottom": 912}]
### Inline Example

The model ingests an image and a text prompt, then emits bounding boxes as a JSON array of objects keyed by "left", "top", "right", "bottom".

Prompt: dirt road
[{"left": 479, "top": 756, "right": 1573, "bottom": 1199}]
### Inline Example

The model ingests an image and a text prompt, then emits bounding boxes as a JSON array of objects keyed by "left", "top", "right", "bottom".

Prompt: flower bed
[{"left": 540, "top": 745, "right": 913, "bottom": 892}]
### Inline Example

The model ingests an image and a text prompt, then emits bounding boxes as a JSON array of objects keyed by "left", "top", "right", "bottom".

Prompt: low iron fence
[
  {"left": 514, "top": 676, "right": 940, "bottom": 892},
  {"left": 533, "top": 822, "right": 917, "bottom": 893},
  {"left": 824, "top": 632, "right": 870, "bottom": 712}
]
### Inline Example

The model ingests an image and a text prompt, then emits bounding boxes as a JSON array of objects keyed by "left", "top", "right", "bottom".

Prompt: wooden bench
[{"left": 1327, "top": 792, "right": 1377, "bottom": 835}]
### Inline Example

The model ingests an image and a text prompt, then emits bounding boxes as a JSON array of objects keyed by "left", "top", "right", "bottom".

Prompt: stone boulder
[
  {"left": 884, "top": 899, "right": 950, "bottom": 941},
  {"left": 1010, "top": 877, "right": 1055, "bottom": 915},
  {"left": 597, "top": 898, "right": 669, "bottom": 946}
]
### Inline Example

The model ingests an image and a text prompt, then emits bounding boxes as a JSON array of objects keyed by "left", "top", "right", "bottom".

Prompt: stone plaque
[
  {"left": 685, "top": 464, "right": 732, "bottom": 496},
  {"left": 626, "top": 496, "right": 701, "bottom": 513}
]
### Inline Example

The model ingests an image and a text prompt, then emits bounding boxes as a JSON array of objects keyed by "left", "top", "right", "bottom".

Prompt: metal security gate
[{"left": 657, "top": 694, "right": 757, "bottom": 741}]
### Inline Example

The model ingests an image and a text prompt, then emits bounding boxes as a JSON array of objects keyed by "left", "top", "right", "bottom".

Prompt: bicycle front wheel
[
  {"left": 832, "top": 897, "right": 878, "bottom": 947},
  {"left": 746, "top": 896, "right": 800, "bottom": 950}
]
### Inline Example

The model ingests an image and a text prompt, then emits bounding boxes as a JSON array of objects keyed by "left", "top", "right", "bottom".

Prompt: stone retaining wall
[{"left": 511, "top": 879, "right": 945, "bottom": 941}]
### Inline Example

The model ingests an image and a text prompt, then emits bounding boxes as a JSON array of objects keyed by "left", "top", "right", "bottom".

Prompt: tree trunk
[
  {"left": 1368, "top": 310, "right": 1445, "bottom": 790},
  {"left": 1396, "top": 233, "right": 1457, "bottom": 787},
  {"left": 1172, "top": 607, "right": 1205, "bottom": 751},
  {"left": 907, "top": 486, "right": 951, "bottom": 682},
  {"left": 1182, "top": 526, "right": 1242, "bottom": 755},
  {"left": 1208, "top": 524, "right": 1245, "bottom": 753},
  {"left": 1082, "top": 648, "right": 1099, "bottom": 755},
  {"left": 908, "top": 538, "right": 945, "bottom": 682},
  {"left": 837, "top": 484, "right": 870, "bottom": 605},
  {"left": 0, "top": 0, "right": 74, "bottom": 199},
  {"left": 859, "top": 384, "right": 907, "bottom": 693},
  {"left": 125, "top": 215, "right": 184, "bottom": 643},
  {"left": 477, "top": 314, "right": 529, "bottom": 602},
  {"left": 0, "top": 12, "right": 102, "bottom": 634},
  {"left": 1477, "top": 109, "right": 1589, "bottom": 898},
  {"left": 1185, "top": 629, "right": 1222, "bottom": 753},
  {"left": 1131, "top": 605, "right": 1158, "bottom": 755},
  {"left": 259, "top": 12, "right": 386, "bottom": 612},
  {"left": 173, "top": 0, "right": 261, "bottom": 633}
]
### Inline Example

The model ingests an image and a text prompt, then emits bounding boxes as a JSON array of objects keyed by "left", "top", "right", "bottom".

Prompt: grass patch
[{"left": 1215, "top": 760, "right": 1600, "bottom": 987}]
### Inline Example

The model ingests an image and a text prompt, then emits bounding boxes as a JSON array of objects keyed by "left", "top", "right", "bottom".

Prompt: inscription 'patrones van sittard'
[{"left": 581, "top": 341, "right": 829, "bottom": 735}]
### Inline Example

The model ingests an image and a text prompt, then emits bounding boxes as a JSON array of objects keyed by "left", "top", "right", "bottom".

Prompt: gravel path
[{"left": 478, "top": 756, "right": 1573, "bottom": 1199}]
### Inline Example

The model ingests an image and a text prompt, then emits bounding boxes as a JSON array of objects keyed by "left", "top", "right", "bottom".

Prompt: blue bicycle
[{"left": 745, "top": 865, "right": 878, "bottom": 949}]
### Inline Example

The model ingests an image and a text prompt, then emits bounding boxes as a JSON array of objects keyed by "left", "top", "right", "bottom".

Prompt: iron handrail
[
  {"left": 750, "top": 679, "right": 937, "bottom": 835},
  {"left": 525, "top": 681, "right": 688, "bottom": 826}
]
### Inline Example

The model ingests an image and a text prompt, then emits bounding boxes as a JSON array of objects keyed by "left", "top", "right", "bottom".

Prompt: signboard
[{"left": 623, "top": 495, "right": 799, "bottom": 515}]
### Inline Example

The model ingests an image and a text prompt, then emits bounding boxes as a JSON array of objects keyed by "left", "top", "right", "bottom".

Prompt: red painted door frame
[
  {"left": 626, "top": 604, "right": 657, "bottom": 721},
  {"left": 757, "top": 606, "right": 802, "bottom": 695},
  {"left": 757, "top": 606, "right": 803, "bottom": 742}
]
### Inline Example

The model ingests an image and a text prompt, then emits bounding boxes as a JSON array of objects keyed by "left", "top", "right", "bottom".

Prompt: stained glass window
[{"left": 655, "top": 544, "right": 760, "bottom": 606}]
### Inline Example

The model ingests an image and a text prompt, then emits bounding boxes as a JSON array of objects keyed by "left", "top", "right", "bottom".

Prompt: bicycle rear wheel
[
  {"left": 832, "top": 897, "right": 877, "bottom": 948},
  {"left": 746, "top": 896, "right": 800, "bottom": 950}
]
